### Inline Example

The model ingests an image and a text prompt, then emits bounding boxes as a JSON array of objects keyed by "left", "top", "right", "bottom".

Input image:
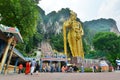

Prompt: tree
[
  {"left": 85, "top": 50, "right": 106, "bottom": 59},
  {"left": 50, "top": 33, "right": 64, "bottom": 52},
  {"left": 33, "top": 32, "right": 43, "bottom": 47},
  {"left": 93, "top": 32, "right": 120, "bottom": 66},
  {"left": 0, "top": 0, "right": 40, "bottom": 53},
  {"left": 0, "top": 0, "right": 39, "bottom": 40}
]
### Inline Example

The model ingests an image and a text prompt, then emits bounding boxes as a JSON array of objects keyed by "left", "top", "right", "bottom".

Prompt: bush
[
  {"left": 79, "top": 67, "right": 93, "bottom": 72},
  {"left": 84, "top": 68, "right": 93, "bottom": 72}
]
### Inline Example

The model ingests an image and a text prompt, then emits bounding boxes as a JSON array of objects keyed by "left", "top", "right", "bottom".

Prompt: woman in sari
[{"left": 25, "top": 61, "right": 31, "bottom": 75}]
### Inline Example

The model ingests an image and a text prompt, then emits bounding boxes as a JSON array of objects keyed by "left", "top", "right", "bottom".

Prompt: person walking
[
  {"left": 116, "top": 59, "right": 120, "bottom": 70},
  {"left": 25, "top": 61, "right": 31, "bottom": 75},
  {"left": 93, "top": 65, "right": 97, "bottom": 73},
  {"left": 18, "top": 63, "right": 23, "bottom": 74},
  {"left": 30, "top": 59, "right": 36, "bottom": 75},
  {"left": 35, "top": 61, "right": 40, "bottom": 75},
  {"left": 81, "top": 65, "right": 84, "bottom": 73}
]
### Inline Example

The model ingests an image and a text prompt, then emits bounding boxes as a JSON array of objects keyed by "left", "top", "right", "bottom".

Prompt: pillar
[
  {"left": 4, "top": 40, "right": 16, "bottom": 74},
  {"left": 14, "top": 57, "right": 19, "bottom": 73},
  {"left": 49, "top": 61, "right": 52, "bottom": 72},
  {"left": 0, "top": 36, "right": 14, "bottom": 73},
  {"left": 58, "top": 61, "right": 61, "bottom": 72},
  {"left": 40, "top": 60, "right": 43, "bottom": 72}
]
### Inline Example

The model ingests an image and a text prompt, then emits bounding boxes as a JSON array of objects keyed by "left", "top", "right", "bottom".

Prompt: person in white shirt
[
  {"left": 30, "top": 59, "right": 36, "bottom": 75},
  {"left": 116, "top": 59, "right": 120, "bottom": 70}
]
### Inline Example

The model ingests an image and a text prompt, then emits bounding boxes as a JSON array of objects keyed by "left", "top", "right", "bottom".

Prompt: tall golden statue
[{"left": 63, "top": 10, "right": 84, "bottom": 58}]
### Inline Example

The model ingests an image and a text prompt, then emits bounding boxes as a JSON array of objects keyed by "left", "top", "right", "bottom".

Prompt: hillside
[
  {"left": 83, "top": 18, "right": 120, "bottom": 49},
  {"left": 37, "top": 7, "right": 120, "bottom": 53}
]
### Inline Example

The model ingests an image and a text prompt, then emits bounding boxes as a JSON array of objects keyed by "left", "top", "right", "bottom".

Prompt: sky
[{"left": 38, "top": 0, "right": 120, "bottom": 31}]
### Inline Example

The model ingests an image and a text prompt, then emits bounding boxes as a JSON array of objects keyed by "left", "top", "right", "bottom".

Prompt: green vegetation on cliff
[{"left": 38, "top": 8, "right": 119, "bottom": 59}]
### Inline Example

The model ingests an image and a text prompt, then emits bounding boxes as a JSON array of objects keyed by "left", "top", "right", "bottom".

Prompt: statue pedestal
[{"left": 70, "top": 57, "right": 84, "bottom": 66}]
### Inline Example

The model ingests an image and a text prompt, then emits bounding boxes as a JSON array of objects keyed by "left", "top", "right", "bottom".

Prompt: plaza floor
[{"left": 0, "top": 71, "right": 120, "bottom": 80}]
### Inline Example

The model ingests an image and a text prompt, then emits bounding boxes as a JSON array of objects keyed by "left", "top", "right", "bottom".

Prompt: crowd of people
[
  {"left": 18, "top": 59, "right": 40, "bottom": 75},
  {"left": 18, "top": 58, "right": 116, "bottom": 75},
  {"left": 61, "top": 64, "right": 79, "bottom": 73},
  {"left": 18, "top": 59, "right": 81, "bottom": 75}
]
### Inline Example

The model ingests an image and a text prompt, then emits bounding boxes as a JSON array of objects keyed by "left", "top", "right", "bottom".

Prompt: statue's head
[{"left": 70, "top": 10, "right": 77, "bottom": 19}]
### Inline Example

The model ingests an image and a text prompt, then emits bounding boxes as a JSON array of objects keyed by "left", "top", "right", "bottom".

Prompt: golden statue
[{"left": 63, "top": 10, "right": 84, "bottom": 58}]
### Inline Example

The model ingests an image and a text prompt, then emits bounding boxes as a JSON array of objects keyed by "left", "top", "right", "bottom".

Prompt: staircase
[{"left": 41, "top": 41, "right": 53, "bottom": 57}]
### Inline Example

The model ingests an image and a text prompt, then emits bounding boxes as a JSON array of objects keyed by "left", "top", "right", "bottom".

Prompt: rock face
[
  {"left": 38, "top": 7, "right": 119, "bottom": 36},
  {"left": 37, "top": 7, "right": 120, "bottom": 52},
  {"left": 37, "top": 8, "right": 71, "bottom": 39}
]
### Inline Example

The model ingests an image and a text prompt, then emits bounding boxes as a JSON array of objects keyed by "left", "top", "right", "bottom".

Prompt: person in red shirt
[{"left": 18, "top": 63, "right": 23, "bottom": 74}]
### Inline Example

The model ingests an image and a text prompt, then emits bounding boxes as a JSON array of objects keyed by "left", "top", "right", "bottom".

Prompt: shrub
[{"left": 84, "top": 67, "right": 93, "bottom": 72}]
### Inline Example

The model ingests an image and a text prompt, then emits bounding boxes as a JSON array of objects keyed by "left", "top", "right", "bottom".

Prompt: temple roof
[{"left": 0, "top": 24, "right": 23, "bottom": 43}]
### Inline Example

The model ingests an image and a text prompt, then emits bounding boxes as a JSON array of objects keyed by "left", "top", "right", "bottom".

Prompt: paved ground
[{"left": 0, "top": 72, "right": 120, "bottom": 80}]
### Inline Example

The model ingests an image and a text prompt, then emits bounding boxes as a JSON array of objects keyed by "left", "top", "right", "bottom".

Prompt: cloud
[
  {"left": 97, "top": 0, "right": 120, "bottom": 31},
  {"left": 38, "top": 0, "right": 102, "bottom": 21},
  {"left": 39, "top": 0, "right": 71, "bottom": 14}
]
